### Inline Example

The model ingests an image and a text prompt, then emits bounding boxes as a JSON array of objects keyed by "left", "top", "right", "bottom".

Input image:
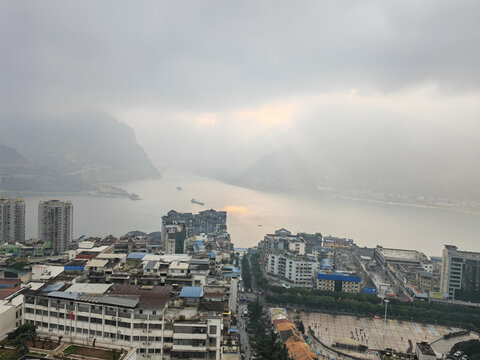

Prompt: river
[{"left": 21, "top": 168, "right": 480, "bottom": 255}]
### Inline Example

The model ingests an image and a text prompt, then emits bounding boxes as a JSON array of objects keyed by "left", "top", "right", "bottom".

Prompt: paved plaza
[{"left": 300, "top": 312, "right": 462, "bottom": 353}]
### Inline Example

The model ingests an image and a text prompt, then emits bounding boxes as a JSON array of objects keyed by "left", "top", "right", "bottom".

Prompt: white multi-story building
[
  {"left": 440, "top": 245, "right": 480, "bottom": 302},
  {"left": 0, "top": 196, "right": 25, "bottom": 244},
  {"left": 267, "top": 252, "right": 318, "bottom": 288},
  {"left": 38, "top": 200, "right": 73, "bottom": 254},
  {"left": 287, "top": 238, "right": 306, "bottom": 255},
  {"left": 23, "top": 283, "right": 223, "bottom": 360}
]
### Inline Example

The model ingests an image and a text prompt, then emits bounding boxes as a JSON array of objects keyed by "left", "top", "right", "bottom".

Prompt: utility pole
[{"left": 383, "top": 299, "right": 389, "bottom": 349}]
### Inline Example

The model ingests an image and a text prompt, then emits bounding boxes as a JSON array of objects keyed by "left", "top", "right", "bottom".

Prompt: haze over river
[{"left": 22, "top": 168, "right": 480, "bottom": 255}]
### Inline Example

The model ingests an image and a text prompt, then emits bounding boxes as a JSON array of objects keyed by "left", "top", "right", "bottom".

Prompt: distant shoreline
[
  {"left": 222, "top": 179, "right": 480, "bottom": 216},
  {"left": 0, "top": 187, "right": 139, "bottom": 200}
]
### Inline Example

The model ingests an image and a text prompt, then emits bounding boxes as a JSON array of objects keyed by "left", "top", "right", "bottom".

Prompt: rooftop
[
  {"left": 127, "top": 252, "right": 149, "bottom": 260},
  {"left": 111, "top": 284, "right": 171, "bottom": 309},
  {"left": 85, "top": 259, "right": 109, "bottom": 268},
  {"left": 318, "top": 272, "right": 361, "bottom": 282},
  {"left": 96, "top": 253, "right": 127, "bottom": 260},
  {"left": 0, "top": 285, "right": 22, "bottom": 299},
  {"left": 169, "top": 261, "right": 189, "bottom": 270},
  {"left": 66, "top": 283, "right": 113, "bottom": 294},
  {"left": 376, "top": 246, "right": 425, "bottom": 261},
  {"left": 41, "top": 284, "right": 65, "bottom": 293},
  {"left": 47, "top": 291, "right": 81, "bottom": 300},
  {"left": 417, "top": 271, "right": 433, "bottom": 278},
  {"left": 198, "top": 299, "right": 225, "bottom": 312},
  {"left": 144, "top": 261, "right": 158, "bottom": 271},
  {"left": 180, "top": 286, "right": 204, "bottom": 298}
]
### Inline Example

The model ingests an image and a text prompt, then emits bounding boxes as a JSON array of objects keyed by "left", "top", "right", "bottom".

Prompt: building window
[{"left": 209, "top": 325, "right": 217, "bottom": 335}]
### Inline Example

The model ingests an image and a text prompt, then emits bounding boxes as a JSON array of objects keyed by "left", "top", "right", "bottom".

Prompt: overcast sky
[{"left": 1, "top": 0, "right": 479, "bottom": 168}]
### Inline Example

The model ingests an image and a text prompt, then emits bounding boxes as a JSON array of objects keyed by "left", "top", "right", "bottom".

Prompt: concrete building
[
  {"left": 164, "top": 224, "right": 187, "bottom": 255},
  {"left": 322, "top": 236, "right": 354, "bottom": 249},
  {"left": 38, "top": 200, "right": 73, "bottom": 254},
  {"left": 0, "top": 293, "right": 24, "bottom": 339},
  {"left": 312, "top": 246, "right": 334, "bottom": 262},
  {"left": 287, "top": 238, "right": 306, "bottom": 255},
  {"left": 0, "top": 196, "right": 25, "bottom": 244},
  {"left": 440, "top": 245, "right": 480, "bottom": 302},
  {"left": 317, "top": 272, "right": 361, "bottom": 293},
  {"left": 416, "top": 271, "right": 433, "bottom": 292},
  {"left": 262, "top": 229, "right": 297, "bottom": 252},
  {"left": 162, "top": 210, "right": 227, "bottom": 240},
  {"left": 297, "top": 232, "right": 322, "bottom": 254},
  {"left": 374, "top": 246, "right": 428, "bottom": 267},
  {"left": 23, "top": 282, "right": 224, "bottom": 359},
  {"left": 267, "top": 252, "right": 319, "bottom": 288}
]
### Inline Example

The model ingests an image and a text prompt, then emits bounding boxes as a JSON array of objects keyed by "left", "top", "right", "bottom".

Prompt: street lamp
[{"left": 383, "top": 299, "right": 390, "bottom": 348}]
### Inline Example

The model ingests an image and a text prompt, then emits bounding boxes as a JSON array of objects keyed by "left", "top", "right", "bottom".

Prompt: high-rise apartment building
[
  {"left": 440, "top": 245, "right": 480, "bottom": 302},
  {"left": 162, "top": 209, "right": 227, "bottom": 238},
  {"left": 164, "top": 223, "right": 187, "bottom": 254},
  {"left": 38, "top": 200, "right": 73, "bottom": 254},
  {"left": 0, "top": 197, "right": 25, "bottom": 244}
]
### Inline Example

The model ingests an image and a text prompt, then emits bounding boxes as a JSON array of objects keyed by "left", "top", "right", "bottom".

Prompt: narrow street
[
  {"left": 237, "top": 256, "right": 267, "bottom": 359},
  {"left": 238, "top": 293, "right": 252, "bottom": 360}
]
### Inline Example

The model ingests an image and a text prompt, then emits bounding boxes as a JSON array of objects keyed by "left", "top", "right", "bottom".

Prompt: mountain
[
  {"left": 0, "top": 112, "right": 159, "bottom": 183},
  {"left": 0, "top": 112, "right": 159, "bottom": 196},
  {"left": 230, "top": 117, "right": 480, "bottom": 203},
  {"left": 0, "top": 144, "right": 31, "bottom": 167},
  {"left": 0, "top": 144, "right": 94, "bottom": 193}
]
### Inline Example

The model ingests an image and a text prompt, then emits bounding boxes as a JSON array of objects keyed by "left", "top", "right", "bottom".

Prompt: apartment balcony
[
  {"left": 163, "top": 330, "right": 174, "bottom": 337},
  {"left": 172, "top": 344, "right": 207, "bottom": 352},
  {"left": 173, "top": 333, "right": 207, "bottom": 340},
  {"left": 134, "top": 314, "right": 149, "bottom": 320}
]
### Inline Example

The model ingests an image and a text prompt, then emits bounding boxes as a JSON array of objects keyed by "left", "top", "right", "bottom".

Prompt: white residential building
[
  {"left": 440, "top": 245, "right": 480, "bottom": 301},
  {"left": 38, "top": 200, "right": 73, "bottom": 254},
  {"left": 0, "top": 196, "right": 25, "bottom": 244},
  {"left": 287, "top": 238, "right": 306, "bottom": 255},
  {"left": 267, "top": 252, "right": 319, "bottom": 288},
  {"left": 23, "top": 283, "right": 224, "bottom": 360}
]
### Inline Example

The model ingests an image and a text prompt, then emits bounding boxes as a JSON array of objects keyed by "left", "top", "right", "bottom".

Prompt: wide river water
[{"left": 22, "top": 168, "right": 480, "bottom": 256}]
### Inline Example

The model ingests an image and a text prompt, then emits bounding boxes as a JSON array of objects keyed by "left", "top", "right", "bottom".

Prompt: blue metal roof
[
  {"left": 317, "top": 272, "right": 361, "bottom": 282},
  {"left": 193, "top": 240, "right": 205, "bottom": 252},
  {"left": 222, "top": 272, "right": 240, "bottom": 278},
  {"left": 42, "top": 284, "right": 64, "bottom": 292},
  {"left": 321, "top": 259, "right": 332, "bottom": 270},
  {"left": 144, "top": 261, "right": 157, "bottom": 270},
  {"left": 47, "top": 291, "right": 81, "bottom": 300},
  {"left": 208, "top": 251, "right": 216, "bottom": 259},
  {"left": 228, "top": 327, "right": 239, "bottom": 333},
  {"left": 180, "top": 286, "right": 204, "bottom": 298},
  {"left": 127, "top": 252, "right": 149, "bottom": 260}
]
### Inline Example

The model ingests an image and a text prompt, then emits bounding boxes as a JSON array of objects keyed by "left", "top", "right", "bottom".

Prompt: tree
[
  {"left": 242, "top": 256, "right": 252, "bottom": 291},
  {"left": 297, "top": 320, "right": 305, "bottom": 334},
  {"left": 5, "top": 257, "right": 28, "bottom": 271}
]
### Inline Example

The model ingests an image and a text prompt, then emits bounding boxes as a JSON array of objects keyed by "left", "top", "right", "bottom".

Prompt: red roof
[
  {"left": 112, "top": 284, "right": 171, "bottom": 310},
  {"left": 0, "top": 285, "right": 22, "bottom": 299},
  {"left": 0, "top": 278, "right": 21, "bottom": 286}
]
